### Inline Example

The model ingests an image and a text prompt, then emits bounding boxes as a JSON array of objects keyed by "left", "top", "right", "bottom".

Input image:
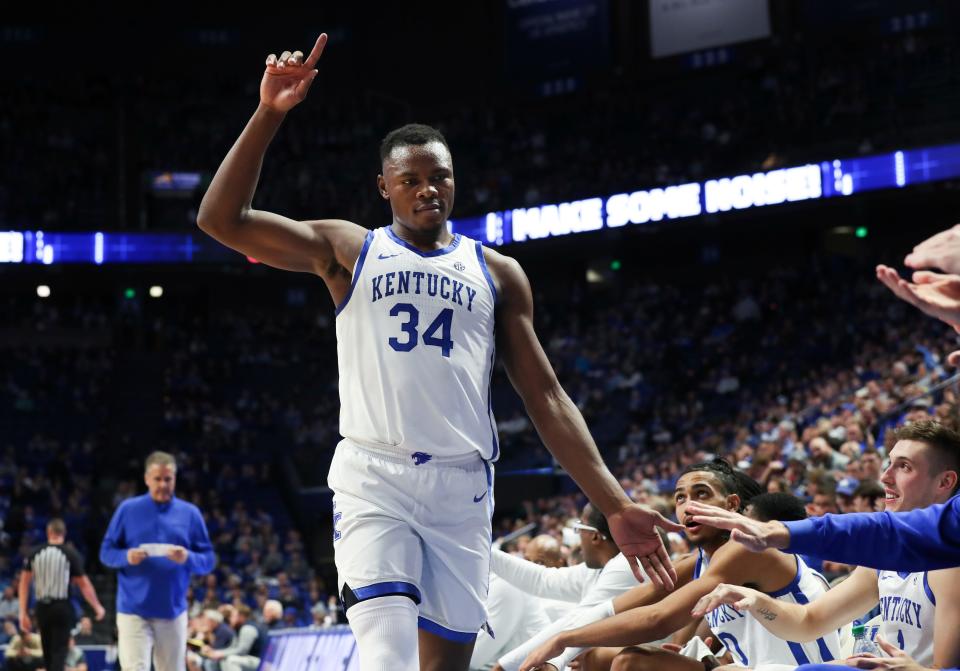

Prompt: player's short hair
[
  {"left": 888, "top": 420, "right": 960, "bottom": 493},
  {"left": 680, "top": 459, "right": 762, "bottom": 511},
  {"left": 235, "top": 604, "right": 252, "bottom": 620},
  {"left": 746, "top": 493, "right": 807, "bottom": 522},
  {"left": 46, "top": 518, "right": 66, "bottom": 537},
  {"left": 145, "top": 451, "right": 177, "bottom": 473},
  {"left": 380, "top": 123, "right": 450, "bottom": 163},
  {"left": 583, "top": 504, "right": 612, "bottom": 540}
]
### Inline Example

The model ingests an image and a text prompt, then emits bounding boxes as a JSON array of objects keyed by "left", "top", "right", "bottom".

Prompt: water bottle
[{"left": 851, "top": 624, "right": 883, "bottom": 655}]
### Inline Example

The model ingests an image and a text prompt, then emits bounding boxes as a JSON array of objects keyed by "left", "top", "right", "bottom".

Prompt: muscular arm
[
  {"left": 612, "top": 554, "right": 697, "bottom": 612},
  {"left": 196, "top": 104, "right": 363, "bottom": 277},
  {"left": 544, "top": 568, "right": 686, "bottom": 671},
  {"left": 928, "top": 566, "right": 960, "bottom": 669},
  {"left": 553, "top": 545, "right": 791, "bottom": 650},
  {"left": 488, "top": 252, "right": 629, "bottom": 515},
  {"left": 196, "top": 34, "right": 366, "bottom": 293},
  {"left": 697, "top": 566, "right": 878, "bottom": 643}
]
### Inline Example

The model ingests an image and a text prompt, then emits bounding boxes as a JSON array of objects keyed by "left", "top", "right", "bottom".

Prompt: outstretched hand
[
  {"left": 519, "top": 634, "right": 566, "bottom": 671},
  {"left": 261, "top": 34, "right": 327, "bottom": 113},
  {"left": 608, "top": 503, "right": 685, "bottom": 590},
  {"left": 877, "top": 265, "right": 960, "bottom": 328},
  {"left": 685, "top": 502, "right": 791, "bottom": 553},
  {"left": 691, "top": 583, "right": 762, "bottom": 618},
  {"left": 904, "top": 224, "right": 960, "bottom": 275}
]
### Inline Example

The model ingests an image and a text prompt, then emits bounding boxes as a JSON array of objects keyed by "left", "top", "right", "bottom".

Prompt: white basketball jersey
[
  {"left": 695, "top": 550, "right": 840, "bottom": 667},
  {"left": 336, "top": 226, "right": 499, "bottom": 461},
  {"left": 877, "top": 571, "right": 935, "bottom": 665}
]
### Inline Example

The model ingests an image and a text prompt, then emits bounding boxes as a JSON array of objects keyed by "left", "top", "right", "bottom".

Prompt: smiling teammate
[{"left": 691, "top": 420, "right": 960, "bottom": 670}]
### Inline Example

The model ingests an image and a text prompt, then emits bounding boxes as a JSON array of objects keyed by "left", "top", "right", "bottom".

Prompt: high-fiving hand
[
  {"left": 261, "top": 34, "right": 327, "bottom": 113},
  {"left": 904, "top": 224, "right": 960, "bottom": 275},
  {"left": 608, "top": 503, "right": 685, "bottom": 590},
  {"left": 877, "top": 266, "right": 960, "bottom": 329},
  {"left": 684, "top": 501, "right": 791, "bottom": 553}
]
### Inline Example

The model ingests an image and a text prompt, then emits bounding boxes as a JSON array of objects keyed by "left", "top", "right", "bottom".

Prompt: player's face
[
  {"left": 674, "top": 471, "right": 736, "bottom": 546},
  {"left": 379, "top": 142, "right": 455, "bottom": 233},
  {"left": 145, "top": 464, "right": 176, "bottom": 503},
  {"left": 880, "top": 439, "right": 942, "bottom": 512}
]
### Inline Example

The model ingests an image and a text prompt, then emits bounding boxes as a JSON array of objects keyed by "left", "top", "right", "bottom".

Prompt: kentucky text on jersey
[
  {"left": 370, "top": 270, "right": 479, "bottom": 311},
  {"left": 880, "top": 595, "right": 924, "bottom": 628},
  {"left": 707, "top": 604, "right": 747, "bottom": 628}
]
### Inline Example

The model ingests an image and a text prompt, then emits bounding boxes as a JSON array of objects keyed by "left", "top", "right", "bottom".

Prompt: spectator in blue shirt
[{"left": 100, "top": 452, "right": 216, "bottom": 671}]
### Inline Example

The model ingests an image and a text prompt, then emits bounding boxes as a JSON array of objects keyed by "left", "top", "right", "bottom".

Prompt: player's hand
[
  {"left": 608, "top": 503, "right": 684, "bottom": 590},
  {"left": 167, "top": 546, "right": 189, "bottom": 564},
  {"left": 127, "top": 549, "right": 149, "bottom": 565},
  {"left": 19, "top": 613, "right": 31, "bottom": 634},
  {"left": 904, "top": 224, "right": 960, "bottom": 275},
  {"left": 691, "top": 583, "right": 762, "bottom": 617},
  {"left": 877, "top": 265, "right": 960, "bottom": 327},
  {"left": 94, "top": 605, "right": 106, "bottom": 621},
  {"left": 261, "top": 34, "right": 327, "bottom": 113},
  {"left": 519, "top": 635, "right": 566, "bottom": 671},
  {"left": 685, "top": 502, "right": 791, "bottom": 552},
  {"left": 846, "top": 635, "right": 931, "bottom": 670}
]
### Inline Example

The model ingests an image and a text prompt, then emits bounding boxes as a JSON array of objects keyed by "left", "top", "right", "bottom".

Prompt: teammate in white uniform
[
  {"left": 520, "top": 462, "right": 840, "bottom": 671},
  {"left": 690, "top": 420, "right": 960, "bottom": 670},
  {"left": 197, "top": 32, "right": 684, "bottom": 671}
]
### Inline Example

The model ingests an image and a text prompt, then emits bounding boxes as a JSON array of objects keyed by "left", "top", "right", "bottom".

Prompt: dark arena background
[{"left": 3, "top": 2, "right": 960, "bottom": 670}]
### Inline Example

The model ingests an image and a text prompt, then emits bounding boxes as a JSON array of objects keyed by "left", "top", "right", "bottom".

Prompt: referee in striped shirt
[{"left": 18, "top": 518, "right": 106, "bottom": 671}]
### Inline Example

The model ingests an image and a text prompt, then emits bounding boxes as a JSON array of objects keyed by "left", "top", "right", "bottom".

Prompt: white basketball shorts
[{"left": 328, "top": 439, "right": 495, "bottom": 641}]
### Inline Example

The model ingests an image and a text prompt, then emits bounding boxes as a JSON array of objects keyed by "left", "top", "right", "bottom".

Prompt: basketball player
[
  {"left": 691, "top": 420, "right": 960, "bottom": 669},
  {"left": 196, "top": 33, "right": 682, "bottom": 671},
  {"left": 519, "top": 461, "right": 839, "bottom": 671}
]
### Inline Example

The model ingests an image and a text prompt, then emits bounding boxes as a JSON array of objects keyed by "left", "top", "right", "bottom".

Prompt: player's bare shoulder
[
  {"left": 307, "top": 218, "right": 369, "bottom": 279},
  {"left": 479, "top": 245, "right": 527, "bottom": 308}
]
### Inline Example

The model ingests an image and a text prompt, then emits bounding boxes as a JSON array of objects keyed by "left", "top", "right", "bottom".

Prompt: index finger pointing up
[{"left": 304, "top": 33, "right": 328, "bottom": 69}]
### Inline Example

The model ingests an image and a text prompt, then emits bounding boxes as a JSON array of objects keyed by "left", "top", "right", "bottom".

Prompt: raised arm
[
  {"left": 196, "top": 33, "right": 366, "bottom": 280},
  {"left": 486, "top": 249, "right": 682, "bottom": 589}
]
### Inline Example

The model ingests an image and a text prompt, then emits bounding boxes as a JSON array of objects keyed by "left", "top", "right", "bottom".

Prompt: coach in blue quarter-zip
[{"left": 100, "top": 452, "right": 216, "bottom": 671}]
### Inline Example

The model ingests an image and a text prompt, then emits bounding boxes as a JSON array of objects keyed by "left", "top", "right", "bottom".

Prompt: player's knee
[
  {"left": 347, "top": 595, "right": 419, "bottom": 671},
  {"left": 341, "top": 583, "right": 419, "bottom": 611}
]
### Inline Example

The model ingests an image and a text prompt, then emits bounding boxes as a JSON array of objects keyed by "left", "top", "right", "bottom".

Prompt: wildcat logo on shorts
[
  {"left": 411, "top": 452, "right": 433, "bottom": 466},
  {"left": 454, "top": 261, "right": 466, "bottom": 271}
]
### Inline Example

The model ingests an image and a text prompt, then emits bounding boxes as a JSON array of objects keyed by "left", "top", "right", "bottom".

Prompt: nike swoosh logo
[
  {"left": 473, "top": 492, "right": 487, "bottom": 503},
  {"left": 378, "top": 253, "right": 400, "bottom": 260}
]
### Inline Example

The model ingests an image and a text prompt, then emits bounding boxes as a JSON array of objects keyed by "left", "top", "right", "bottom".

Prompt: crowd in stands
[
  {"left": 1, "top": 27, "right": 958, "bottom": 232},
  {"left": 1, "top": 241, "right": 957, "bottom": 657}
]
